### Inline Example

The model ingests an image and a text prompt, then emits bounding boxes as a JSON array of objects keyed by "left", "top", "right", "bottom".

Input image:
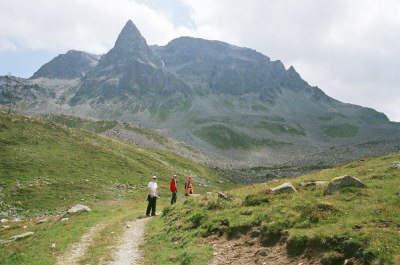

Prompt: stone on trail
[
  {"left": 324, "top": 175, "right": 366, "bottom": 195},
  {"left": 189, "top": 194, "right": 201, "bottom": 197},
  {"left": 271, "top": 182, "right": 298, "bottom": 194},
  {"left": 67, "top": 204, "right": 91, "bottom": 214}
]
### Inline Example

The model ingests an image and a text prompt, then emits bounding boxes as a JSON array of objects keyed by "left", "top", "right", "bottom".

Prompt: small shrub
[
  {"left": 189, "top": 212, "right": 206, "bottom": 228},
  {"left": 162, "top": 206, "right": 170, "bottom": 217},
  {"left": 243, "top": 193, "right": 269, "bottom": 206}
]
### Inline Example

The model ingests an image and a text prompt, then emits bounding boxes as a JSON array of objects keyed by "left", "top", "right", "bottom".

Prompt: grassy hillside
[
  {"left": 0, "top": 112, "right": 234, "bottom": 264},
  {"left": 144, "top": 154, "right": 400, "bottom": 264}
]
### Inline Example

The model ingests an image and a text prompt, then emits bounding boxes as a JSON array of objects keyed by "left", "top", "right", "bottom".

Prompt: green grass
[
  {"left": 0, "top": 111, "right": 236, "bottom": 264},
  {"left": 322, "top": 123, "right": 359, "bottom": 138},
  {"left": 0, "top": 112, "right": 232, "bottom": 218},
  {"left": 38, "top": 114, "right": 118, "bottom": 133},
  {"left": 255, "top": 121, "right": 306, "bottom": 136},
  {"left": 317, "top": 113, "right": 347, "bottom": 122},
  {"left": 144, "top": 153, "right": 400, "bottom": 264},
  {"left": 126, "top": 126, "right": 169, "bottom": 145},
  {"left": 251, "top": 104, "right": 270, "bottom": 112},
  {"left": 193, "top": 124, "right": 291, "bottom": 150}
]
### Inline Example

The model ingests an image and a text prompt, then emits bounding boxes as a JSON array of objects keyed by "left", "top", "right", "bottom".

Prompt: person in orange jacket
[
  {"left": 185, "top": 175, "right": 193, "bottom": 196},
  {"left": 170, "top": 174, "right": 177, "bottom": 205}
]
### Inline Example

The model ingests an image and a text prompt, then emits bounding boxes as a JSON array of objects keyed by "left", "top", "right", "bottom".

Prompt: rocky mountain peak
[
  {"left": 98, "top": 20, "right": 161, "bottom": 68},
  {"left": 114, "top": 20, "right": 147, "bottom": 50}
]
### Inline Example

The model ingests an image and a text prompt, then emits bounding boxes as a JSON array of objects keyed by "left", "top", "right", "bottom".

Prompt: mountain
[
  {"left": 1, "top": 20, "right": 400, "bottom": 180},
  {"left": 31, "top": 50, "right": 101, "bottom": 79},
  {"left": 70, "top": 20, "right": 189, "bottom": 105}
]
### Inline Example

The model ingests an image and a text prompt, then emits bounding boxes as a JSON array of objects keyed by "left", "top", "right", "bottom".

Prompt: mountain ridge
[{"left": 1, "top": 20, "right": 399, "bottom": 177}]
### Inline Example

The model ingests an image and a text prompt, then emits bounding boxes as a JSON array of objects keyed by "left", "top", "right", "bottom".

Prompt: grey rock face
[{"left": 324, "top": 175, "right": 366, "bottom": 195}]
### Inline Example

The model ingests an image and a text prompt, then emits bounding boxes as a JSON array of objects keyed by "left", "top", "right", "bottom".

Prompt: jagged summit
[
  {"left": 97, "top": 20, "right": 161, "bottom": 68},
  {"left": 114, "top": 20, "right": 147, "bottom": 50}
]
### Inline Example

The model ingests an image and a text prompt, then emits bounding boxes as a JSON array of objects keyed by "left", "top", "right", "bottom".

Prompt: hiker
[
  {"left": 170, "top": 174, "right": 178, "bottom": 205},
  {"left": 146, "top": 176, "right": 158, "bottom": 216},
  {"left": 185, "top": 175, "right": 193, "bottom": 196}
]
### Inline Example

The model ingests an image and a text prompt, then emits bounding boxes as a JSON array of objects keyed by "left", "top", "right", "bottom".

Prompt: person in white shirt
[{"left": 146, "top": 176, "right": 158, "bottom": 216}]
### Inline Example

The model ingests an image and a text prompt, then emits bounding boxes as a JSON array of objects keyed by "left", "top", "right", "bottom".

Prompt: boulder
[
  {"left": 271, "top": 182, "right": 298, "bottom": 194},
  {"left": 67, "top": 204, "right": 91, "bottom": 214},
  {"left": 300, "top": 181, "right": 327, "bottom": 187},
  {"left": 392, "top": 161, "right": 400, "bottom": 169},
  {"left": 218, "top": 192, "right": 232, "bottom": 201},
  {"left": 324, "top": 175, "right": 366, "bottom": 195}
]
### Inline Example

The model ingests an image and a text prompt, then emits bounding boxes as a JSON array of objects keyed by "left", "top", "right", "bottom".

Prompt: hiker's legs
[
  {"left": 146, "top": 199, "right": 152, "bottom": 216},
  {"left": 171, "top": 192, "right": 177, "bottom": 205},
  {"left": 151, "top": 197, "right": 156, "bottom": 215}
]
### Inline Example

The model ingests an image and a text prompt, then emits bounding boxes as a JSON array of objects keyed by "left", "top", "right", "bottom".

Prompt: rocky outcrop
[
  {"left": 1, "top": 232, "right": 34, "bottom": 244},
  {"left": 67, "top": 204, "right": 91, "bottom": 214},
  {"left": 300, "top": 181, "right": 327, "bottom": 187},
  {"left": 324, "top": 175, "right": 366, "bottom": 195},
  {"left": 271, "top": 182, "right": 298, "bottom": 194},
  {"left": 392, "top": 161, "right": 400, "bottom": 169}
]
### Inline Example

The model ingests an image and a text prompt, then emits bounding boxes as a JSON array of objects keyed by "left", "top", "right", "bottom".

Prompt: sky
[{"left": 1, "top": 0, "right": 399, "bottom": 122}]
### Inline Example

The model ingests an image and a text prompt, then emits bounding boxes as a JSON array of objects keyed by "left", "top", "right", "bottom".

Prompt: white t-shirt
[{"left": 148, "top": 181, "right": 158, "bottom": 197}]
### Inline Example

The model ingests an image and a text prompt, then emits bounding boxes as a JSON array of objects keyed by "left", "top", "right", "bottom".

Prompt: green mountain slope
[
  {"left": 0, "top": 111, "right": 232, "bottom": 219},
  {"left": 144, "top": 153, "right": 400, "bottom": 264}
]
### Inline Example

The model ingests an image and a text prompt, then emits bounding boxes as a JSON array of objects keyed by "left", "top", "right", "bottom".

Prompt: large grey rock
[
  {"left": 300, "top": 181, "right": 327, "bottom": 187},
  {"left": 271, "top": 182, "right": 298, "bottom": 194},
  {"left": 67, "top": 204, "right": 91, "bottom": 214},
  {"left": 324, "top": 175, "right": 366, "bottom": 195},
  {"left": 392, "top": 161, "right": 400, "bottom": 169},
  {"left": 218, "top": 192, "right": 232, "bottom": 201}
]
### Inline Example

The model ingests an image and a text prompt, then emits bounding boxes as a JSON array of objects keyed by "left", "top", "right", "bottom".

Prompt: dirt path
[
  {"left": 109, "top": 217, "right": 150, "bottom": 265},
  {"left": 56, "top": 223, "right": 105, "bottom": 265}
]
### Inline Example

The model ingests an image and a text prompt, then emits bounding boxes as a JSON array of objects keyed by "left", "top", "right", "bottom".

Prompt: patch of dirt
[
  {"left": 207, "top": 229, "right": 366, "bottom": 265},
  {"left": 205, "top": 229, "right": 321, "bottom": 265},
  {"left": 207, "top": 232, "right": 318, "bottom": 265},
  {"left": 56, "top": 223, "right": 105, "bottom": 265},
  {"left": 109, "top": 217, "right": 150, "bottom": 265}
]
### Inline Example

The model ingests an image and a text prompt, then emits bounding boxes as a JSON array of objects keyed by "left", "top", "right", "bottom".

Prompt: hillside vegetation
[
  {"left": 144, "top": 154, "right": 400, "bottom": 264},
  {"left": 0, "top": 111, "right": 234, "bottom": 264}
]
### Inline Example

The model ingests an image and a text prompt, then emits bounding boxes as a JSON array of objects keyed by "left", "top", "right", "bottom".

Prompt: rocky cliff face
[{"left": 1, "top": 20, "right": 399, "bottom": 170}]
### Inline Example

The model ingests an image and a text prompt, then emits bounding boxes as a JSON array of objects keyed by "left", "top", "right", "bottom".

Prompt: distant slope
[
  {"left": 144, "top": 153, "right": 400, "bottom": 264},
  {"left": 0, "top": 112, "right": 233, "bottom": 219},
  {"left": 30, "top": 50, "right": 101, "bottom": 79}
]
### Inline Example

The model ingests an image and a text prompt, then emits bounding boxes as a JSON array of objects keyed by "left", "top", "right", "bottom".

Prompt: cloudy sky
[{"left": 1, "top": 0, "right": 399, "bottom": 121}]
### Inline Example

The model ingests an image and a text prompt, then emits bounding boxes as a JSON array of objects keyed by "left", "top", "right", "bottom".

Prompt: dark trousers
[
  {"left": 146, "top": 196, "right": 156, "bottom": 216},
  {"left": 171, "top": 192, "right": 177, "bottom": 205}
]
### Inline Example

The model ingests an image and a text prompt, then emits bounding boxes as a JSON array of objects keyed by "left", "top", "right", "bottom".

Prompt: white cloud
[{"left": 0, "top": 0, "right": 190, "bottom": 53}]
